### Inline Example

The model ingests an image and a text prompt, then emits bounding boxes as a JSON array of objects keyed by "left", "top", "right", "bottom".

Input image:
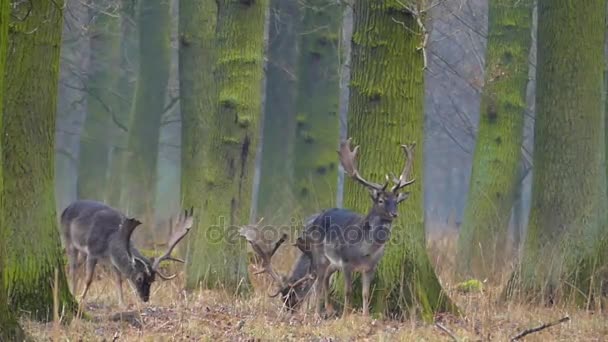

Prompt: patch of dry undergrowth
[{"left": 23, "top": 229, "right": 608, "bottom": 341}]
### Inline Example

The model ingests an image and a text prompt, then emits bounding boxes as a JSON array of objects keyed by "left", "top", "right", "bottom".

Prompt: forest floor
[{"left": 23, "top": 230, "right": 608, "bottom": 341}]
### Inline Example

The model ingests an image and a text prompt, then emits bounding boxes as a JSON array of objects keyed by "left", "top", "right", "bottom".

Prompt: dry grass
[{"left": 24, "top": 231, "right": 608, "bottom": 341}]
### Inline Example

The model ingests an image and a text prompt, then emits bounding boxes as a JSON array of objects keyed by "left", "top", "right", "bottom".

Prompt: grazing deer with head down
[
  {"left": 243, "top": 138, "right": 415, "bottom": 317},
  {"left": 60, "top": 200, "right": 194, "bottom": 306}
]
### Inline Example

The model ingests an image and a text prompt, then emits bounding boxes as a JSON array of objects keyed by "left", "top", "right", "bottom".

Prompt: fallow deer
[
  {"left": 60, "top": 200, "right": 194, "bottom": 306},
  {"left": 243, "top": 138, "right": 416, "bottom": 317}
]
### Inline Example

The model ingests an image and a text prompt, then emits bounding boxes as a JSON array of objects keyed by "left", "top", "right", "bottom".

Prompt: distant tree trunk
[
  {"left": 0, "top": 0, "right": 24, "bottom": 337},
  {"left": 293, "top": 0, "right": 342, "bottom": 214},
  {"left": 2, "top": 0, "right": 76, "bottom": 320},
  {"left": 56, "top": 0, "right": 90, "bottom": 213},
  {"left": 106, "top": 1, "right": 138, "bottom": 208},
  {"left": 178, "top": 0, "right": 218, "bottom": 286},
  {"left": 340, "top": 0, "right": 456, "bottom": 319},
  {"left": 456, "top": 0, "right": 533, "bottom": 280},
  {"left": 122, "top": 0, "right": 171, "bottom": 224},
  {"left": 185, "top": 0, "right": 268, "bottom": 291},
  {"left": 78, "top": 3, "right": 122, "bottom": 202},
  {"left": 504, "top": 0, "right": 608, "bottom": 305},
  {"left": 256, "top": 0, "right": 298, "bottom": 221}
]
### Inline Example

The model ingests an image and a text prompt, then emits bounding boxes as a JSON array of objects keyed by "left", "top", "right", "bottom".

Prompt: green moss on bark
[
  {"left": 179, "top": 0, "right": 218, "bottom": 286},
  {"left": 78, "top": 3, "right": 122, "bottom": 201},
  {"left": 185, "top": 0, "right": 269, "bottom": 292},
  {"left": 122, "top": 0, "right": 171, "bottom": 221},
  {"left": 336, "top": 0, "right": 456, "bottom": 320},
  {"left": 0, "top": 0, "right": 25, "bottom": 338},
  {"left": 504, "top": 0, "right": 608, "bottom": 305},
  {"left": 457, "top": 0, "right": 533, "bottom": 280},
  {"left": 2, "top": 0, "right": 76, "bottom": 321},
  {"left": 256, "top": 0, "right": 298, "bottom": 221},
  {"left": 293, "top": 0, "right": 342, "bottom": 213}
]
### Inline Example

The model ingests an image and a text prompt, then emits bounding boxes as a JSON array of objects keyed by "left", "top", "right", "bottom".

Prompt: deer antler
[
  {"left": 338, "top": 138, "right": 388, "bottom": 191},
  {"left": 391, "top": 143, "right": 416, "bottom": 193},
  {"left": 239, "top": 219, "right": 289, "bottom": 297},
  {"left": 152, "top": 207, "right": 194, "bottom": 280},
  {"left": 119, "top": 217, "right": 142, "bottom": 260}
]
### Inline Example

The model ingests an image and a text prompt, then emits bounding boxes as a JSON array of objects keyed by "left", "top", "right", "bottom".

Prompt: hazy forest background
[{"left": 1, "top": 0, "right": 608, "bottom": 340}]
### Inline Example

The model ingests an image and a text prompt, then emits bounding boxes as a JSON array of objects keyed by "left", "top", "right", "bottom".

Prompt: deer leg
[
  {"left": 112, "top": 266, "right": 125, "bottom": 307},
  {"left": 323, "top": 268, "right": 336, "bottom": 316},
  {"left": 79, "top": 257, "right": 97, "bottom": 303},
  {"left": 313, "top": 269, "right": 325, "bottom": 317},
  {"left": 341, "top": 268, "right": 353, "bottom": 319},
  {"left": 67, "top": 247, "right": 80, "bottom": 294},
  {"left": 362, "top": 270, "right": 374, "bottom": 316}
]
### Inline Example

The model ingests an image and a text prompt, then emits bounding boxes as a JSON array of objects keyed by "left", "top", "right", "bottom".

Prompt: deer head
[
  {"left": 338, "top": 138, "right": 416, "bottom": 221},
  {"left": 239, "top": 220, "right": 316, "bottom": 309},
  {"left": 120, "top": 208, "right": 194, "bottom": 302}
]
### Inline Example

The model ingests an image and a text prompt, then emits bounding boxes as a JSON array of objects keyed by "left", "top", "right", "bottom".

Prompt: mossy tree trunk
[
  {"left": 178, "top": 0, "right": 218, "bottom": 285},
  {"left": 185, "top": 0, "right": 268, "bottom": 292},
  {"left": 504, "top": 0, "right": 608, "bottom": 305},
  {"left": 256, "top": 0, "right": 298, "bottom": 221},
  {"left": 78, "top": 1, "right": 122, "bottom": 202},
  {"left": 106, "top": 0, "right": 138, "bottom": 208},
  {"left": 0, "top": 0, "right": 24, "bottom": 337},
  {"left": 293, "top": 0, "right": 342, "bottom": 214},
  {"left": 2, "top": 0, "right": 76, "bottom": 320},
  {"left": 340, "top": 0, "right": 457, "bottom": 320},
  {"left": 456, "top": 0, "right": 533, "bottom": 280},
  {"left": 122, "top": 0, "right": 171, "bottom": 224}
]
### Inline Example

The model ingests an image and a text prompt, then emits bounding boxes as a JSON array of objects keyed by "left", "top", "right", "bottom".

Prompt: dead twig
[
  {"left": 510, "top": 316, "right": 570, "bottom": 341},
  {"left": 435, "top": 322, "right": 460, "bottom": 342}
]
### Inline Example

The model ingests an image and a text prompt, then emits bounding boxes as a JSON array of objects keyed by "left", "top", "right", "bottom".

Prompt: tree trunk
[
  {"left": 78, "top": 2, "right": 122, "bottom": 202},
  {"left": 0, "top": 0, "right": 24, "bottom": 337},
  {"left": 56, "top": 0, "right": 89, "bottom": 213},
  {"left": 256, "top": 0, "right": 298, "bottom": 221},
  {"left": 456, "top": 0, "right": 533, "bottom": 280},
  {"left": 178, "top": 0, "right": 218, "bottom": 286},
  {"left": 106, "top": 1, "right": 138, "bottom": 208},
  {"left": 504, "top": 0, "right": 607, "bottom": 305},
  {"left": 293, "top": 0, "right": 342, "bottom": 214},
  {"left": 121, "top": 0, "right": 171, "bottom": 227},
  {"left": 340, "top": 0, "right": 457, "bottom": 319},
  {"left": 185, "top": 0, "right": 268, "bottom": 291},
  {"left": 2, "top": 0, "right": 76, "bottom": 320}
]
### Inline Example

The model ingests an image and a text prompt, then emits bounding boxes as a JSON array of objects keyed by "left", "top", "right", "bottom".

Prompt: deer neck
[
  {"left": 109, "top": 238, "right": 141, "bottom": 276},
  {"left": 363, "top": 212, "right": 393, "bottom": 246}
]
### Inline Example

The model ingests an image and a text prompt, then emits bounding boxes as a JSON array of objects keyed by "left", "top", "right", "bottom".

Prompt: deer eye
[{"left": 378, "top": 198, "right": 384, "bottom": 204}]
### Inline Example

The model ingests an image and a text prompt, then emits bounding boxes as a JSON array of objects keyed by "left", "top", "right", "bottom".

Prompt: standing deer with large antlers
[
  {"left": 60, "top": 200, "right": 194, "bottom": 306},
  {"left": 242, "top": 138, "right": 415, "bottom": 317}
]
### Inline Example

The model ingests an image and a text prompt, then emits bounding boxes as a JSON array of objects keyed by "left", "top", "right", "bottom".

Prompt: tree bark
[
  {"left": 0, "top": 0, "right": 24, "bottom": 337},
  {"left": 457, "top": 0, "right": 533, "bottom": 280},
  {"left": 78, "top": 1, "right": 123, "bottom": 202},
  {"left": 2, "top": 0, "right": 76, "bottom": 320},
  {"left": 256, "top": 0, "right": 298, "bottom": 222},
  {"left": 185, "top": 0, "right": 268, "bottom": 292},
  {"left": 293, "top": 0, "right": 342, "bottom": 214},
  {"left": 121, "top": 0, "right": 171, "bottom": 225},
  {"left": 340, "top": 0, "right": 457, "bottom": 319},
  {"left": 178, "top": 0, "right": 218, "bottom": 287},
  {"left": 504, "top": 0, "right": 608, "bottom": 305}
]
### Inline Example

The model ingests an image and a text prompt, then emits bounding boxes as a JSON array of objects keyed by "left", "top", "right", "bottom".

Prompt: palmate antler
[
  {"left": 151, "top": 207, "right": 195, "bottom": 280},
  {"left": 338, "top": 138, "right": 416, "bottom": 193},
  {"left": 240, "top": 219, "right": 315, "bottom": 298}
]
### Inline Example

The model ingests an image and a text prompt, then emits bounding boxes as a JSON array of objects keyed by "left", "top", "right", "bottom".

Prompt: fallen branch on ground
[{"left": 510, "top": 316, "right": 570, "bottom": 341}]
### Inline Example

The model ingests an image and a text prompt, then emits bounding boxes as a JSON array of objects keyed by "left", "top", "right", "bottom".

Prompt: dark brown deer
[
  {"left": 60, "top": 200, "right": 194, "bottom": 306},
  {"left": 243, "top": 138, "right": 415, "bottom": 317}
]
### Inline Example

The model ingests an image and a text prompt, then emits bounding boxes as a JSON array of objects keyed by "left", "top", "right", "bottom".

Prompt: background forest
[{"left": 1, "top": 0, "right": 608, "bottom": 340}]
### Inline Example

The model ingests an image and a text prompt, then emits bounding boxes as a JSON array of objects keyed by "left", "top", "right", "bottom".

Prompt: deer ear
[
  {"left": 368, "top": 188, "right": 379, "bottom": 200},
  {"left": 397, "top": 192, "right": 410, "bottom": 203},
  {"left": 121, "top": 217, "right": 142, "bottom": 242}
]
